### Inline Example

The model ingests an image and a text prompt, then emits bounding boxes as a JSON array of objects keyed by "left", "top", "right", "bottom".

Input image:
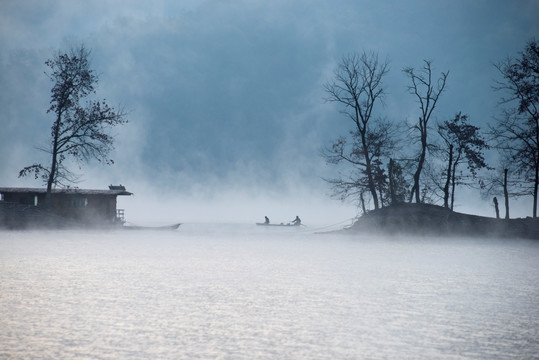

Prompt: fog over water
[
  {"left": 2, "top": 3, "right": 538, "bottom": 357},
  {"left": 2, "top": 1, "right": 538, "bottom": 218},
  {"left": 1, "top": 225, "right": 538, "bottom": 359}
]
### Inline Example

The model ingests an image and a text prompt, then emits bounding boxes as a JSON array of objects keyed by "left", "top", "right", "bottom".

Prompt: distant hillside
[{"left": 345, "top": 203, "right": 539, "bottom": 240}]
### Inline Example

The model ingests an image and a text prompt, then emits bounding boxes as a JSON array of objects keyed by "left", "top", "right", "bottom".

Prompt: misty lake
[{"left": 1, "top": 224, "right": 538, "bottom": 359}]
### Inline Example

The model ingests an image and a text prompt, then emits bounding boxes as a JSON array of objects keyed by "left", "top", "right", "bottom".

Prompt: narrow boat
[
  {"left": 256, "top": 222, "right": 300, "bottom": 227},
  {"left": 123, "top": 223, "right": 181, "bottom": 230}
]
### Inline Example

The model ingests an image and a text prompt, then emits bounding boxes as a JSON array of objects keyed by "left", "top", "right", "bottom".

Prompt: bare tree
[
  {"left": 491, "top": 39, "right": 539, "bottom": 217},
  {"left": 481, "top": 166, "right": 525, "bottom": 219},
  {"left": 437, "top": 112, "right": 489, "bottom": 210},
  {"left": 323, "top": 52, "right": 390, "bottom": 210},
  {"left": 403, "top": 60, "right": 449, "bottom": 203},
  {"left": 19, "top": 45, "right": 127, "bottom": 201}
]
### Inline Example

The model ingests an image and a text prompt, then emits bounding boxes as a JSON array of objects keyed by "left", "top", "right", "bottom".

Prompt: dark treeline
[{"left": 323, "top": 39, "right": 539, "bottom": 219}]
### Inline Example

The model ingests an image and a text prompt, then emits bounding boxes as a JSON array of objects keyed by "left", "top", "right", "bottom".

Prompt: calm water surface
[{"left": 1, "top": 224, "right": 538, "bottom": 359}]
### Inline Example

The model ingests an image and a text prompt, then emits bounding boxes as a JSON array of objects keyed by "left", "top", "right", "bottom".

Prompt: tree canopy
[
  {"left": 322, "top": 52, "right": 392, "bottom": 209},
  {"left": 491, "top": 39, "right": 539, "bottom": 217},
  {"left": 19, "top": 45, "right": 127, "bottom": 195}
]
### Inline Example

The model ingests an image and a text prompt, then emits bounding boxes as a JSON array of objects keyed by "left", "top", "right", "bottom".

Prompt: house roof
[{"left": 0, "top": 187, "right": 133, "bottom": 196}]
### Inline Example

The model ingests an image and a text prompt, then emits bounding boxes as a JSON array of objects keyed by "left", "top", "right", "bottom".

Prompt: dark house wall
[
  {"left": 50, "top": 194, "right": 118, "bottom": 224},
  {"left": 2, "top": 191, "right": 120, "bottom": 225},
  {"left": 3, "top": 192, "right": 39, "bottom": 206}
]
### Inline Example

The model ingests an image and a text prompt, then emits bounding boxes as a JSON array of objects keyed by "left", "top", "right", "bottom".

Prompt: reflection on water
[{"left": 1, "top": 224, "right": 538, "bottom": 359}]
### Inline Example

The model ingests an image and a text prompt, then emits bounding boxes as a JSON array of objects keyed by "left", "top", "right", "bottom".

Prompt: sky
[{"left": 1, "top": 0, "right": 538, "bottom": 223}]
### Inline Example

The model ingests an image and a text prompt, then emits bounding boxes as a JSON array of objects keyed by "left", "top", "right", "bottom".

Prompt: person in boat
[
  {"left": 291, "top": 216, "right": 301, "bottom": 226},
  {"left": 264, "top": 216, "right": 270, "bottom": 225}
]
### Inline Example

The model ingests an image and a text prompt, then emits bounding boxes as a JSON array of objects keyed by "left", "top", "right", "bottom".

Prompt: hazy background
[{"left": 1, "top": 0, "right": 538, "bottom": 223}]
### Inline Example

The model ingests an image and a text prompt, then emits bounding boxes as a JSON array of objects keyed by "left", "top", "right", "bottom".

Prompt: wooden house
[{"left": 0, "top": 185, "right": 132, "bottom": 228}]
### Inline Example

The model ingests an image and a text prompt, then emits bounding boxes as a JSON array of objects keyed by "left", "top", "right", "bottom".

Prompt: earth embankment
[{"left": 346, "top": 203, "right": 539, "bottom": 239}]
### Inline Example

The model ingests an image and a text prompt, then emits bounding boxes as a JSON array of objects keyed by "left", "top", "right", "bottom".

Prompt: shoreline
[{"left": 339, "top": 203, "right": 539, "bottom": 240}]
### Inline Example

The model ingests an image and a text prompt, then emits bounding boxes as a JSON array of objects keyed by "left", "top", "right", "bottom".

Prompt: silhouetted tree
[
  {"left": 323, "top": 52, "right": 390, "bottom": 210},
  {"left": 437, "top": 112, "right": 488, "bottom": 210},
  {"left": 493, "top": 197, "right": 500, "bottom": 219},
  {"left": 372, "top": 158, "right": 388, "bottom": 207},
  {"left": 387, "top": 158, "right": 409, "bottom": 205},
  {"left": 481, "top": 166, "right": 524, "bottom": 219},
  {"left": 403, "top": 60, "right": 449, "bottom": 203},
  {"left": 503, "top": 169, "right": 510, "bottom": 219},
  {"left": 19, "top": 45, "right": 127, "bottom": 201},
  {"left": 491, "top": 39, "right": 539, "bottom": 217}
]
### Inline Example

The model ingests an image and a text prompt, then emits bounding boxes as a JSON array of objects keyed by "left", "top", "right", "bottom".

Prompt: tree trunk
[
  {"left": 449, "top": 151, "right": 461, "bottom": 211},
  {"left": 360, "top": 191, "right": 367, "bottom": 214},
  {"left": 443, "top": 145, "right": 453, "bottom": 208},
  {"left": 410, "top": 153, "right": 425, "bottom": 204},
  {"left": 493, "top": 197, "right": 500, "bottom": 219},
  {"left": 534, "top": 162, "right": 538, "bottom": 218},
  {"left": 46, "top": 113, "right": 62, "bottom": 207},
  {"left": 366, "top": 162, "right": 379, "bottom": 209},
  {"left": 360, "top": 131, "right": 379, "bottom": 210},
  {"left": 378, "top": 184, "right": 384, "bottom": 208},
  {"left": 411, "top": 122, "right": 427, "bottom": 203},
  {"left": 534, "top": 117, "right": 539, "bottom": 218},
  {"left": 450, "top": 162, "right": 457, "bottom": 211},
  {"left": 504, "top": 169, "right": 510, "bottom": 219},
  {"left": 389, "top": 159, "right": 396, "bottom": 205}
]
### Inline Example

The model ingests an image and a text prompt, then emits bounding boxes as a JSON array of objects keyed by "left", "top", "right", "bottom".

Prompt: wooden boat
[
  {"left": 123, "top": 223, "right": 181, "bottom": 231},
  {"left": 256, "top": 222, "right": 300, "bottom": 227}
]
